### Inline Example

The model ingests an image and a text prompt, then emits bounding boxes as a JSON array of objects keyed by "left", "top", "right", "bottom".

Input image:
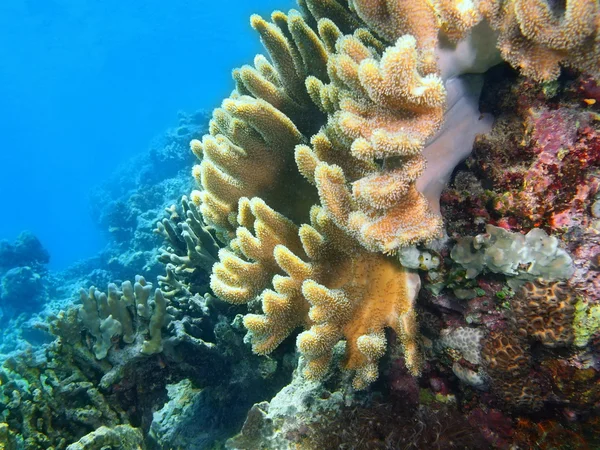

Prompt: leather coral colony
[{"left": 189, "top": 0, "right": 600, "bottom": 388}]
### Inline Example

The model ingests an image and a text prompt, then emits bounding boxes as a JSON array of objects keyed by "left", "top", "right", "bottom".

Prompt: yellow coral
[{"left": 194, "top": 10, "right": 331, "bottom": 239}]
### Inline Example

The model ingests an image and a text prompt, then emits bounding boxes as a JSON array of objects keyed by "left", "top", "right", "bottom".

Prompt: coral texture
[
  {"left": 212, "top": 200, "right": 422, "bottom": 388},
  {"left": 79, "top": 276, "right": 170, "bottom": 358},
  {"left": 439, "top": 326, "right": 485, "bottom": 364},
  {"left": 480, "top": 0, "right": 600, "bottom": 81},
  {"left": 512, "top": 280, "right": 576, "bottom": 347},
  {"left": 189, "top": 0, "right": 599, "bottom": 389},
  {"left": 451, "top": 224, "right": 575, "bottom": 281},
  {"left": 351, "top": 0, "right": 600, "bottom": 82},
  {"left": 482, "top": 330, "right": 543, "bottom": 410}
]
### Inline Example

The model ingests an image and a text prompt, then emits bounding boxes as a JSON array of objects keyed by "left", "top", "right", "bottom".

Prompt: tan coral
[
  {"left": 193, "top": 9, "right": 333, "bottom": 239},
  {"left": 211, "top": 201, "right": 423, "bottom": 388},
  {"left": 303, "top": 30, "right": 445, "bottom": 253},
  {"left": 348, "top": 0, "right": 440, "bottom": 73},
  {"left": 512, "top": 280, "right": 576, "bottom": 348},
  {"left": 435, "top": 0, "right": 483, "bottom": 42},
  {"left": 480, "top": 0, "right": 600, "bottom": 81}
]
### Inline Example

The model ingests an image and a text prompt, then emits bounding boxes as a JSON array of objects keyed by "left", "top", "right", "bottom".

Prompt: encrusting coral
[
  {"left": 482, "top": 330, "right": 544, "bottom": 411},
  {"left": 451, "top": 224, "right": 575, "bottom": 282},
  {"left": 512, "top": 280, "right": 576, "bottom": 348},
  {"left": 188, "top": 0, "right": 599, "bottom": 389}
]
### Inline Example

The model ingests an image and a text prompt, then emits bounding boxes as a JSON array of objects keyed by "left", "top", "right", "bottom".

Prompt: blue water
[{"left": 0, "top": 0, "right": 295, "bottom": 269}]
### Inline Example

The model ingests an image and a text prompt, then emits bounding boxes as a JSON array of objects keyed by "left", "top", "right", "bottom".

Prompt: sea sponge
[{"left": 512, "top": 281, "right": 576, "bottom": 347}]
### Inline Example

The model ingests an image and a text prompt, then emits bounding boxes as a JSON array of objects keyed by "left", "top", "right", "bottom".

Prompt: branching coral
[
  {"left": 190, "top": 7, "right": 333, "bottom": 240},
  {"left": 155, "top": 195, "right": 221, "bottom": 296},
  {"left": 187, "top": 0, "right": 598, "bottom": 390},
  {"left": 480, "top": 0, "right": 600, "bottom": 81},
  {"left": 79, "top": 276, "right": 170, "bottom": 358},
  {"left": 352, "top": 0, "right": 600, "bottom": 82},
  {"left": 303, "top": 30, "right": 446, "bottom": 253},
  {"left": 212, "top": 200, "right": 422, "bottom": 388},
  {"left": 0, "top": 345, "right": 126, "bottom": 449}
]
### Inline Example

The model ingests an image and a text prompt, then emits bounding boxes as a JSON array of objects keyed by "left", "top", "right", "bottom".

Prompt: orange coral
[{"left": 212, "top": 200, "right": 422, "bottom": 388}]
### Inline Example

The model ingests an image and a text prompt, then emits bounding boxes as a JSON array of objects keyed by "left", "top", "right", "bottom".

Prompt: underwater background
[
  {"left": 0, "top": 0, "right": 599, "bottom": 449},
  {"left": 0, "top": 0, "right": 295, "bottom": 269}
]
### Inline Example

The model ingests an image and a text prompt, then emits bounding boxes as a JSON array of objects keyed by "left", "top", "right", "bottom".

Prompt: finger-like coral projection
[
  {"left": 480, "top": 0, "right": 600, "bottom": 81},
  {"left": 79, "top": 276, "right": 170, "bottom": 358},
  {"left": 191, "top": 7, "right": 338, "bottom": 240},
  {"left": 352, "top": 0, "right": 600, "bottom": 82},
  {"left": 155, "top": 195, "right": 221, "bottom": 296},
  {"left": 211, "top": 200, "right": 422, "bottom": 388},
  {"left": 65, "top": 425, "right": 144, "bottom": 450},
  {"left": 304, "top": 30, "right": 445, "bottom": 253},
  {"left": 189, "top": 0, "right": 598, "bottom": 390}
]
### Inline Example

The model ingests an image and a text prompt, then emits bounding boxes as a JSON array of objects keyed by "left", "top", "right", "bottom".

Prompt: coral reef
[
  {"left": 197, "top": 0, "right": 500, "bottom": 389},
  {"left": 1, "top": 267, "right": 46, "bottom": 311},
  {"left": 0, "top": 232, "right": 50, "bottom": 271},
  {"left": 78, "top": 277, "right": 169, "bottom": 359},
  {"left": 451, "top": 224, "right": 574, "bottom": 282},
  {"left": 512, "top": 280, "right": 576, "bottom": 347},
  {"left": 482, "top": 330, "right": 543, "bottom": 411},
  {"left": 4, "top": 0, "right": 600, "bottom": 448},
  {"left": 480, "top": 0, "right": 600, "bottom": 81},
  {"left": 154, "top": 195, "right": 221, "bottom": 296},
  {"left": 87, "top": 111, "right": 210, "bottom": 283},
  {"left": 439, "top": 326, "right": 485, "bottom": 365},
  {"left": 0, "top": 232, "right": 50, "bottom": 317},
  {"left": 65, "top": 425, "right": 144, "bottom": 450}
]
